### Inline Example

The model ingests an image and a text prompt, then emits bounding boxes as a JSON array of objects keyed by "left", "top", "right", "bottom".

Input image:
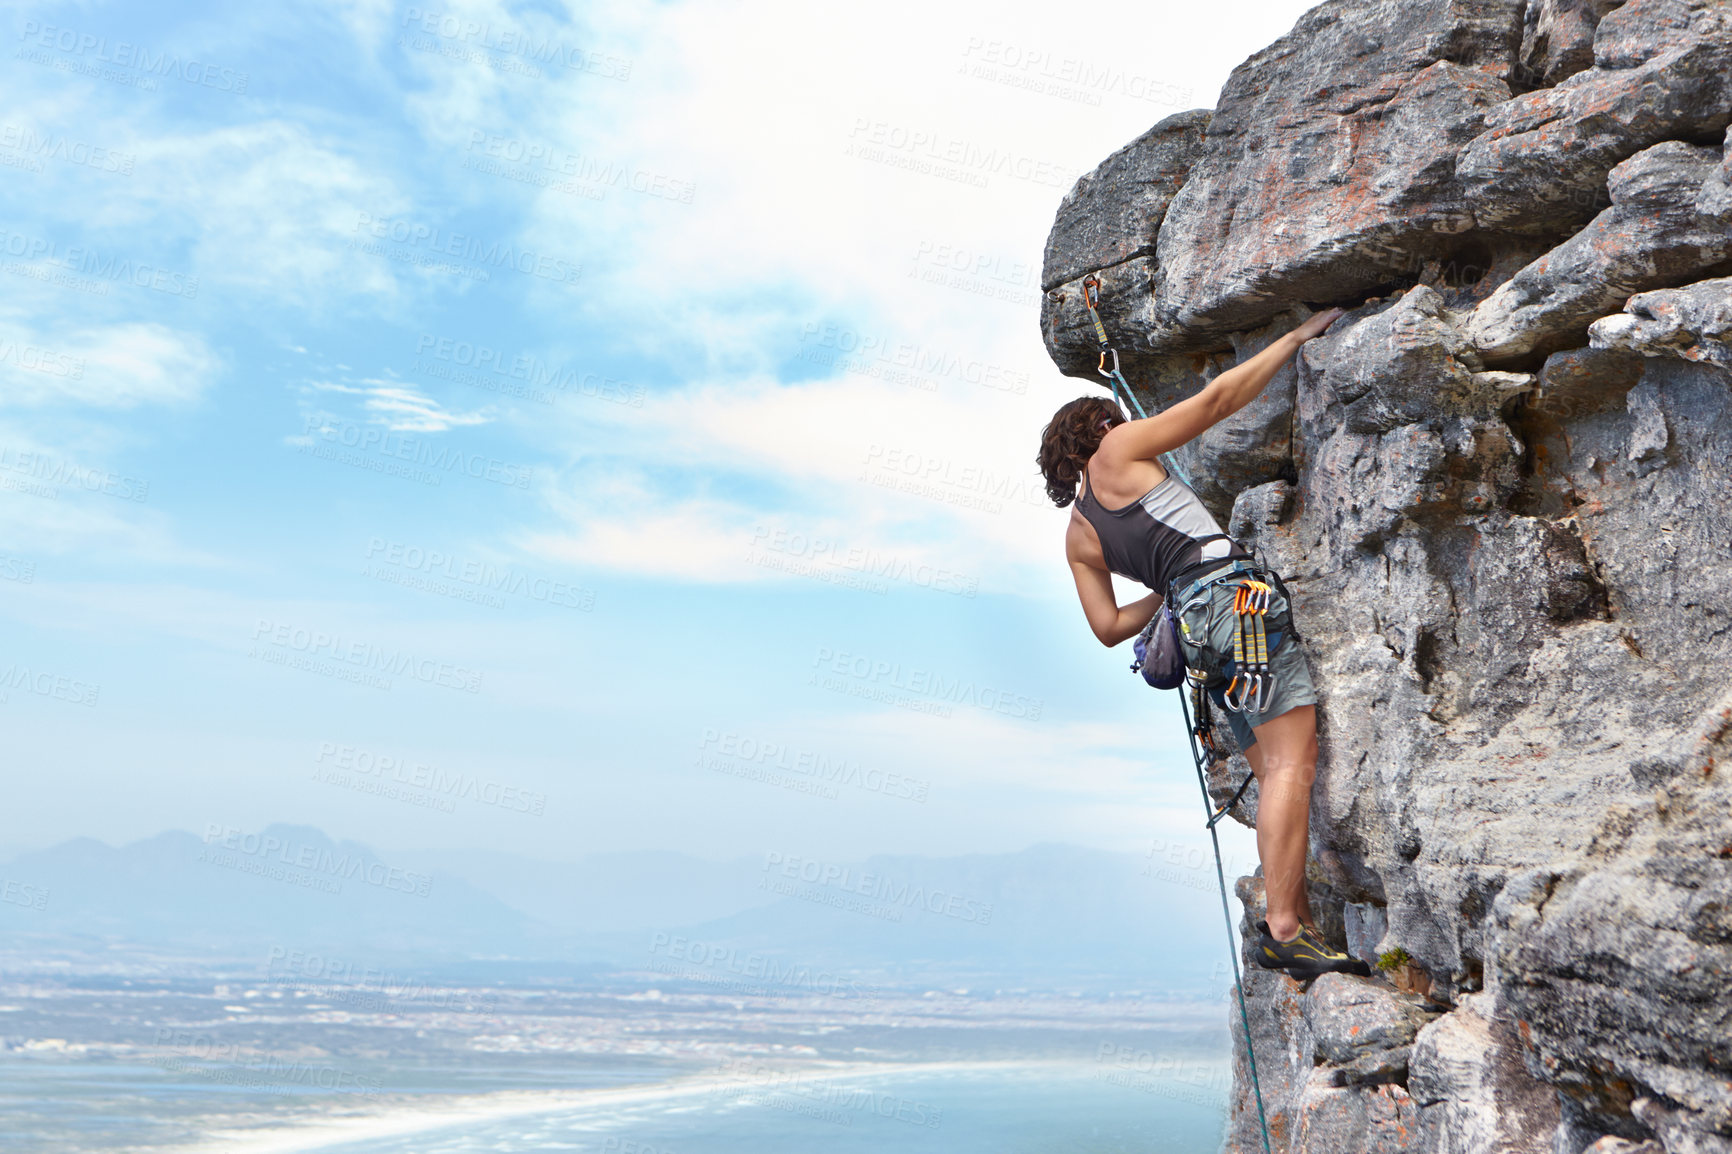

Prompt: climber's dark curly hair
[{"left": 1037, "top": 396, "right": 1127, "bottom": 507}]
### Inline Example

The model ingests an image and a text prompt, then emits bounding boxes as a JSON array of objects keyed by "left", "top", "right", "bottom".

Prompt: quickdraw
[
  {"left": 1189, "top": 677, "right": 1219, "bottom": 763},
  {"left": 1225, "top": 579, "right": 1273, "bottom": 714},
  {"left": 1081, "top": 274, "right": 1149, "bottom": 421}
]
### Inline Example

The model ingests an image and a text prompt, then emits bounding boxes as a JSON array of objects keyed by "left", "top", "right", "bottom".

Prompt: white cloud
[
  {"left": 508, "top": 0, "right": 1317, "bottom": 354},
  {"left": 304, "top": 377, "right": 493, "bottom": 433},
  {"left": 521, "top": 496, "right": 763, "bottom": 583},
  {"left": 356, "top": 0, "right": 1324, "bottom": 594},
  {"left": 124, "top": 121, "right": 412, "bottom": 309},
  {"left": 510, "top": 361, "right": 1078, "bottom": 596},
  {"left": 0, "top": 321, "right": 215, "bottom": 408},
  {"left": 359, "top": 384, "right": 494, "bottom": 432}
]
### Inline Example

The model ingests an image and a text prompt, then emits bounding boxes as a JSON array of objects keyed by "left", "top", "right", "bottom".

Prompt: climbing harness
[{"left": 1079, "top": 275, "right": 1193, "bottom": 488}]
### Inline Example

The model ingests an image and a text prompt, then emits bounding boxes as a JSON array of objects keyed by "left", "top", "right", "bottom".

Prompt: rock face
[
  {"left": 1518, "top": 0, "right": 1626, "bottom": 87},
  {"left": 1590, "top": 276, "right": 1732, "bottom": 366},
  {"left": 1465, "top": 142, "right": 1732, "bottom": 362},
  {"left": 1459, "top": 0, "right": 1732, "bottom": 231},
  {"left": 1039, "top": 2, "right": 1732, "bottom": 1151}
]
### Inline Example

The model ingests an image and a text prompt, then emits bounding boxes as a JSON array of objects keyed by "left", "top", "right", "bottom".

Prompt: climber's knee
[
  {"left": 1263, "top": 754, "right": 1315, "bottom": 786},
  {"left": 1255, "top": 751, "right": 1315, "bottom": 808}
]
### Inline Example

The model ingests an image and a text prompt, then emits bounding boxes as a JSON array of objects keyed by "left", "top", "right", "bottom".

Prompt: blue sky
[{"left": 0, "top": 0, "right": 1315, "bottom": 867}]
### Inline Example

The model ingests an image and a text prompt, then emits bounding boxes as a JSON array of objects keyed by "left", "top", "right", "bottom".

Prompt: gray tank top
[{"left": 1077, "top": 465, "right": 1246, "bottom": 593}]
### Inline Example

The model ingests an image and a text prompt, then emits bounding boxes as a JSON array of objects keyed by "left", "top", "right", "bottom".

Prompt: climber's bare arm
[
  {"left": 1099, "top": 307, "right": 1346, "bottom": 465},
  {"left": 1068, "top": 519, "right": 1162, "bottom": 646}
]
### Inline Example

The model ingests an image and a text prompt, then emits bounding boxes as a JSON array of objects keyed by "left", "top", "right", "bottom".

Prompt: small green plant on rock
[{"left": 1376, "top": 947, "right": 1411, "bottom": 973}]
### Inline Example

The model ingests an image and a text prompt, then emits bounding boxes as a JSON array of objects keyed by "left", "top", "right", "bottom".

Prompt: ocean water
[
  {"left": 0, "top": 1046, "right": 1231, "bottom": 1152},
  {"left": 312, "top": 1063, "right": 1229, "bottom": 1154},
  {"left": 0, "top": 1056, "right": 680, "bottom": 1152}
]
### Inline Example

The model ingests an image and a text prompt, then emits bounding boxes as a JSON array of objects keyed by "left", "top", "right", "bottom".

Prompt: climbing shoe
[{"left": 1253, "top": 919, "right": 1371, "bottom": 979}]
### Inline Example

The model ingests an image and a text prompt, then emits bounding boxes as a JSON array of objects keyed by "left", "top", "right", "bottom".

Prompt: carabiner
[
  {"left": 1224, "top": 671, "right": 1255, "bottom": 714},
  {"left": 1096, "top": 346, "right": 1120, "bottom": 379}
]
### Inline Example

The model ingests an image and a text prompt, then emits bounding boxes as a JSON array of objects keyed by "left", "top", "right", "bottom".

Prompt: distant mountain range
[{"left": 0, "top": 825, "right": 1240, "bottom": 994}]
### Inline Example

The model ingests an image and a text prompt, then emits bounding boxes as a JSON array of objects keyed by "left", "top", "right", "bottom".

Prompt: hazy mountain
[
  {"left": 635, "top": 842, "right": 1233, "bottom": 990},
  {"left": 0, "top": 825, "right": 535, "bottom": 961},
  {"left": 391, "top": 846, "right": 777, "bottom": 932},
  {"left": 0, "top": 828, "right": 1240, "bottom": 991}
]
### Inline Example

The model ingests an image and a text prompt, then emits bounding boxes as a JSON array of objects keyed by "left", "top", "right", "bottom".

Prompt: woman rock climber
[{"left": 1036, "top": 305, "right": 1368, "bottom": 980}]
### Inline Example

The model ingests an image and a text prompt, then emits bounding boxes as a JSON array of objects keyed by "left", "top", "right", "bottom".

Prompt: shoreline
[{"left": 162, "top": 1058, "right": 1099, "bottom": 1153}]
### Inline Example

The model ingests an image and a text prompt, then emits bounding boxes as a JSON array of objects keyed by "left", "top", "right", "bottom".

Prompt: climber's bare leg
[
  {"left": 1243, "top": 745, "right": 1318, "bottom": 935},
  {"left": 1244, "top": 705, "right": 1317, "bottom": 941}
]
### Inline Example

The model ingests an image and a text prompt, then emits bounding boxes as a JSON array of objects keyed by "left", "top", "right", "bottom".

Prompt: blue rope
[
  {"left": 1083, "top": 276, "right": 1195, "bottom": 490},
  {"left": 1087, "top": 275, "right": 1267, "bottom": 1147},
  {"left": 1107, "top": 366, "right": 1148, "bottom": 420},
  {"left": 1089, "top": 275, "right": 1266, "bottom": 1146},
  {"left": 1179, "top": 686, "right": 1273, "bottom": 1154}
]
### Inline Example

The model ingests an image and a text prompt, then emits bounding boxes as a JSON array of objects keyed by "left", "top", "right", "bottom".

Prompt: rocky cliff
[{"left": 1039, "top": 2, "right": 1732, "bottom": 1151}]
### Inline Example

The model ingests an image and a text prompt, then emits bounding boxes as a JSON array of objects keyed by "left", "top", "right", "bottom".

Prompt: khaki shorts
[{"left": 1173, "top": 569, "right": 1317, "bottom": 752}]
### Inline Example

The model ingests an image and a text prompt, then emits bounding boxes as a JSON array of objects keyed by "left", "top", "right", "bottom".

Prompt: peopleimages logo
[
  {"left": 199, "top": 825, "right": 434, "bottom": 898},
  {"left": 17, "top": 21, "right": 250, "bottom": 93},
  {"left": 313, "top": 741, "right": 547, "bottom": 816},
  {"left": 0, "top": 445, "right": 148, "bottom": 501},
  {"left": 860, "top": 443, "right": 1048, "bottom": 514},
  {"left": 845, "top": 117, "right": 1080, "bottom": 189},
  {"left": 697, "top": 729, "right": 929, "bottom": 803},
  {"left": 351, "top": 213, "right": 581, "bottom": 285},
  {"left": 152, "top": 1029, "right": 382, "bottom": 1097},
  {"left": 414, "top": 333, "right": 644, "bottom": 407},
  {"left": 957, "top": 38, "right": 1194, "bottom": 108},
  {"left": 0, "top": 227, "right": 198, "bottom": 297},
  {"left": 810, "top": 646, "right": 1042, "bottom": 721},
  {"left": 714, "top": 1057, "right": 944, "bottom": 1128},
  {"left": 463, "top": 132, "right": 694, "bottom": 204},
  {"left": 0, "top": 338, "right": 84, "bottom": 379},
  {"left": 0, "top": 123, "right": 134, "bottom": 175},
  {"left": 749, "top": 526, "right": 978, "bottom": 598},
  {"left": 0, "top": 877, "right": 49, "bottom": 911},
  {"left": 365, "top": 538, "right": 594, "bottom": 611},
  {"left": 647, "top": 933, "right": 877, "bottom": 1003},
  {"left": 760, "top": 851, "right": 993, "bottom": 925},
  {"left": 300, "top": 416, "right": 534, "bottom": 489},
  {"left": 264, "top": 945, "right": 501, "bottom": 1014},
  {"left": 0, "top": 662, "right": 100, "bottom": 707},
  {"left": 398, "top": 8, "right": 631, "bottom": 79},
  {"left": 251, "top": 619, "right": 484, "bottom": 694},
  {"left": 798, "top": 322, "right": 1029, "bottom": 395}
]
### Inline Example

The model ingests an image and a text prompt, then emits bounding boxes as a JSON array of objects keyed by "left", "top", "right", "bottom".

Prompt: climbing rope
[
  {"left": 1087, "top": 276, "right": 1271, "bottom": 1149},
  {"left": 1179, "top": 683, "right": 1274, "bottom": 1154},
  {"left": 1078, "top": 275, "right": 1194, "bottom": 488}
]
